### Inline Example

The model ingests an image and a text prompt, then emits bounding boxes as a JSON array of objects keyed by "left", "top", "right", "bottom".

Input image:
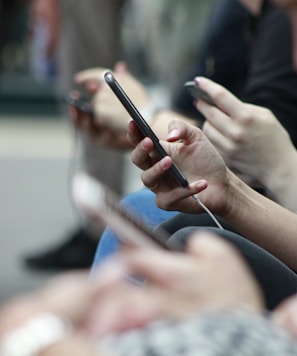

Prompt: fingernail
[
  {"left": 195, "top": 77, "right": 205, "bottom": 86},
  {"left": 194, "top": 77, "right": 200, "bottom": 86},
  {"left": 195, "top": 180, "right": 208, "bottom": 190},
  {"left": 160, "top": 157, "right": 171, "bottom": 170},
  {"left": 90, "top": 260, "right": 126, "bottom": 283},
  {"left": 167, "top": 128, "right": 179, "bottom": 140},
  {"left": 141, "top": 138, "right": 150, "bottom": 151}
]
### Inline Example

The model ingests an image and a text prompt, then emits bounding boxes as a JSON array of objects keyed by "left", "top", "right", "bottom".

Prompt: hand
[
  {"left": 69, "top": 96, "right": 132, "bottom": 150},
  {"left": 0, "top": 270, "right": 120, "bottom": 355},
  {"left": 196, "top": 77, "right": 297, "bottom": 211},
  {"left": 197, "top": 77, "right": 297, "bottom": 187},
  {"left": 74, "top": 62, "right": 151, "bottom": 132},
  {"left": 0, "top": 234, "right": 264, "bottom": 341},
  {"left": 273, "top": 294, "right": 297, "bottom": 339},
  {"left": 85, "top": 233, "right": 264, "bottom": 336},
  {"left": 128, "top": 118, "right": 230, "bottom": 214}
]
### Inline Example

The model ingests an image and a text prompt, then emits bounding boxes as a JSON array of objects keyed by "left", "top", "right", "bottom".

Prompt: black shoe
[{"left": 24, "top": 227, "right": 99, "bottom": 271}]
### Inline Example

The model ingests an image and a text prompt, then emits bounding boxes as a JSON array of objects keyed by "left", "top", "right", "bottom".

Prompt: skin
[
  {"left": 0, "top": 234, "right": 264, "bottom": 355},
  {"left": 70, "top": 61, "right": 196, "bottom": 149},
  {"left": 128, "top": 105, "right": 297, "bottom": 272},
  {"left": 4, "top": 2, "right": 295, "bottom": 354},
  {"left": 68, "top": 0, "right": 297, "bottom": 212},
  {"left": 1, "top": 232, "right": 297, "bottom": 353},
  {"left": 199, "top": 77, "right": 297, "bottom": 211},
  {"left": 68, "top": 0, "right": 262, "bottom": 148}
]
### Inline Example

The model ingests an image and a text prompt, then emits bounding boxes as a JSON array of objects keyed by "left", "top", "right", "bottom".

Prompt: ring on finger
[{"left": 145, "top": 182, "right": 159, "bottom": 190}]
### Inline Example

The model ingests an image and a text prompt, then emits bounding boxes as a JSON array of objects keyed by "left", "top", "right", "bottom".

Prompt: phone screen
[
  {"left": 73, "top": 173, "right": 184, "bottom": 251},
  {"left": 104, "top": 72, "right": 188, "bottom": 188}
]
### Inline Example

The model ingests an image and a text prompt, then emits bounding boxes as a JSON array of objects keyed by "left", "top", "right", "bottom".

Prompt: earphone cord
[{"left": 192, "top": 194, "right": 224, "bottom": 230}]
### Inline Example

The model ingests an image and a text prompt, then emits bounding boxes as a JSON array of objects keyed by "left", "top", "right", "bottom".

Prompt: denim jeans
[{"left": 91, "top": 188, "right": 178, "bottom": 271}]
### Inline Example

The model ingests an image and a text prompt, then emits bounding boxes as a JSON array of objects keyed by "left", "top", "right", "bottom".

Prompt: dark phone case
[
  {"left": 64, "top": 94, "right": 94, "bottom": 116},
  {"left": 184, "top": 81, "right": 216, "bottom": 106},
  {"left": 104, "top": 72, "right": 188, "bottom": 188}
]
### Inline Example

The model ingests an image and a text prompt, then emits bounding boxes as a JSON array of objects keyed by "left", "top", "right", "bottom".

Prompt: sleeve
[
  {"left": 241, "top": 5, "right": 297, "bottom": 148},
  {"left": 172, "top": 0, "right": 251, "bottom": 124}
]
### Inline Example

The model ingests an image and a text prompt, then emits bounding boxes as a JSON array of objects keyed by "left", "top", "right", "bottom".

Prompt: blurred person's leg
[{"left": 24, "top": 0, "right": 126, "bottom": 271}]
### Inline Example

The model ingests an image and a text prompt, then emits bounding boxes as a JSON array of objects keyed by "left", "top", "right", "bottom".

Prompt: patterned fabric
[{"left": 100, "top": 309, "right": 297, "bottom": 356}]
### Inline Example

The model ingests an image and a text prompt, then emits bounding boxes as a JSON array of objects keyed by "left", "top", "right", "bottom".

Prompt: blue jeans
[{"left": 91, "top": 188, "right": 179, "bottom": 271}]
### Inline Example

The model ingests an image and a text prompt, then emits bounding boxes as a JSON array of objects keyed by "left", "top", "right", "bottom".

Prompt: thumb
[
  {"left": 186, "top": 232, "right": 237, "bottom": 260},
  {"left": 167, "top": 119, "right": 203, "bottom": 145}
]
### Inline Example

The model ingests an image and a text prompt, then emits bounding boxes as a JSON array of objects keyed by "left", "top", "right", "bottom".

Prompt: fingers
[
  {"left": 199, "top": 102, "right": 239, "bottom": 138},
  {"left": 141, "top": 156, "right": 173, "bottom": 189},
  {"left": 69, "top": 105, "right": 98, "bottom": 135},
  {"left": 126, "top": 120, "right": 145, "bottom": 146},
  {"left": 86, "top": 283, "right": 158, "bottom": 336},
  {"left": 130, "top": 134, "right": 155, "bottom": 168},
  {"left": 115, "top": 234, "right": 237, "bottom": 289},
  {"left": 186, "top": 232, "right": 240, "bottom": 259},
  {"left": 167, "top": 119, "right": 200, "bottom": 143},
  {"left": 74, "top": 68, "right": 110, "bottom": 84},
  {"left": 195, "top": 77, "right": 246, "bottom": 118},
  {"left": 114, "top": 61, "right": 127, "bottom": 73},
  {"left": 74, "top": 68, "right": 111, "bottom": 94},
  {"left": 202, "top": 121, "right": 236, "bottom": 156},
  {"left": 117, "top": 248, "right": 197, "bottom": 287},
  {"left": 273, "top": 295, "right": 297, "bottom": 339}
]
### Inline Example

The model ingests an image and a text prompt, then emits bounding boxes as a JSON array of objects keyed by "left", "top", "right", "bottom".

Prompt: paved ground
[
  {"left": 0, "top": 114, "right": 143, "bottom": 304},
  {"left": 0, "top": 116, "right": 77, "bottom": 303}
]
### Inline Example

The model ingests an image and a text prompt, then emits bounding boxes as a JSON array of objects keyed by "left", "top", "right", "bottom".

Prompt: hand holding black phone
[
  {"left": 64, "top": 93, "right": 94, "bottom": 116},
  {"left": 104, "top": 71, "right": 189, "bottom": 188}
]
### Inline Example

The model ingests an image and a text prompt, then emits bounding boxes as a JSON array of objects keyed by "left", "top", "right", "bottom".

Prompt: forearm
[
  {"left": 262, "top": 152, "right": 297, "bottom": 212},
  {"left": 223, "top": 170, "right": 297, "bottom": 271}
]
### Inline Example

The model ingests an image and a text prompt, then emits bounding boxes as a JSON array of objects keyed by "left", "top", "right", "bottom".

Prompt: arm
[
  {"left": 0, "top": 233, "right": 263, "bottom": 345},
  {"left": 198, "top": 77, "right": 297, "bottom": 212},
  {"left": 71, "top": 63, "right": 196, "bottom": 149},
  {"left": 128, "top": 114, "right": 297, "bottom": 271}
]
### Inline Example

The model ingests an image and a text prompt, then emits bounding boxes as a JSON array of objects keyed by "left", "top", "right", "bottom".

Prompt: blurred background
[{"left": 0, "top": 0, "right": 215, "bottom": 303}]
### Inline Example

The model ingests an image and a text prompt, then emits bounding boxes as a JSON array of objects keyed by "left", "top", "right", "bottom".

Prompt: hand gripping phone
[
  {"left": 104, "top": 71, "right": 189, "bottom": 188},
  {"left": 184, "top": 80, "right": 216, "bottom": 107},
  {"left": 73, "top": 173, "right": 184, "bottom": 251}
]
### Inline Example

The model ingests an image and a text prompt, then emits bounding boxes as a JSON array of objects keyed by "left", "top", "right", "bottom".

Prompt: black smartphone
[
  {"left": 64, "top": 94, "right": 94, "bottom": 116},
  {"left": 73, "top": 173, "right": 184, "bottom": 251},
  {"left": 104, "top": 71, "right": 189, "bottom": 188},
  {"left": 184, "top": 81, "right": 216, "bottom": 107}
]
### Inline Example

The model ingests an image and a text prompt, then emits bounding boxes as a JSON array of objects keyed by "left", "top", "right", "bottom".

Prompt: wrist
[
  {"left": 263, "top": 152, "right": 297, "bottom": 210},
  {"left": 221, "top": 169, "right": 252, "bottom": 221},
  {"left": 138, "top": 101, "right": 162, "bottom": 126}
]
